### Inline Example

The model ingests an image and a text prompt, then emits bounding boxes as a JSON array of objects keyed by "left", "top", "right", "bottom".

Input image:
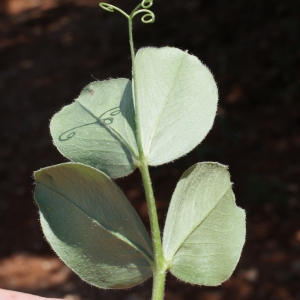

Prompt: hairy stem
[
  {"left": 99, "top": 2, "right": 165, "bottom": 297},
  {"left": 138, "top": 159, "right": 167, "bottom": 300},
  {"left": 128, "top": 13, "right": 167, "bottom": 300}
]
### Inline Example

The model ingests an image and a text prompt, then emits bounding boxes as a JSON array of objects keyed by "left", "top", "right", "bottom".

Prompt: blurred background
[{"left": 0, "top": 0, "right": 300, "bottom": 299}]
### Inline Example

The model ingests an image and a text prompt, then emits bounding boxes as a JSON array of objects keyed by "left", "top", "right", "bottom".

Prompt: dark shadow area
[
  {"left": 0, "top": 0, "right": 7, "bottom": 14},
  {"left": 0, "top": 0, "right": 300, "bottom": 299}
]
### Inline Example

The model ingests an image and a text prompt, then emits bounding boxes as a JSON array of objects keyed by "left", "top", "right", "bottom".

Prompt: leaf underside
[
  {"left": 51, "top": 47, "right": 218, "bottom": 172},
  {"left": 135, "top": 47, "right": 218, "bottom": 166},
  {"left": 42, "top": 46, "right": 242, "bottom": 289},
  {"left": 34, "top": 163, "right": 153, "bottom": 289},
  {"left": 50, "top": 79, "right": 137, "bottom": 178},
  {"left": 163, "top": 162, "right": 246, "bottom": 286}
]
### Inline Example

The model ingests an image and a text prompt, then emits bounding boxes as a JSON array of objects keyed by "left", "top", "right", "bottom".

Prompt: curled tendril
[
  {"left": 141, "top": 0, "right": 153, "bottom": 9},
  {"left": 99, "top": 3, "right": 129, "bottom": 19},
  {"left": 99, "top": 1, "right": 155, "bottom": 23},
  {"left": 132, "top": 9, "right": 155, "bottom": 23}
]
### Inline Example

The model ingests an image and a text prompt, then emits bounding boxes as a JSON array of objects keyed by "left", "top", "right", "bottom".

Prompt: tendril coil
[
  {"left": 132, "top": 9, "right": 155, "bottom": 23},
  {"left": 99, "top": 0, "right": 155, "bottom": 23}
]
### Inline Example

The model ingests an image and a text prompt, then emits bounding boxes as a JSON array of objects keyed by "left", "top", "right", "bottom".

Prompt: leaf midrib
[
  {"left": 144, "top": 50, "right": 188, "bottom": 155},
  {"left": 37, "top": 181, "right": 154, "bottom": 266},
  {"left": 75, "top": 99, "right": 138, "bottom": 159},
  {"left": 167, "top": 184, "right": 231, "bottom": 262}
]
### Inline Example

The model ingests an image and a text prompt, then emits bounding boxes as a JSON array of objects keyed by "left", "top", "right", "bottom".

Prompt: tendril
[
  {"left": 99, "top": 3, "right": 129, "bottom": 19},
  {"left": 141, "top": 0, "right": 153, "bottom": 9},
  {"left": 131, "top": 8, "right": 155, "bottom": 23},
  {"left": 99, "top": 1, "right": 155, "bottom": 24}
]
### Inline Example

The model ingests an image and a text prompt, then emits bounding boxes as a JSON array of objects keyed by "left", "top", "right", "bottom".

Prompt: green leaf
[
  {"left": 34, "top": 163, "right": 153, "bottom": 289},
  {"left": 163, "top": 162, "right": 246, "bottom": 286},
  {"left": 134, "top": 47, "right": 218, "bottom": 166},
  {"left": 50, "top": 78, "right": 138, "bottom": 178}
]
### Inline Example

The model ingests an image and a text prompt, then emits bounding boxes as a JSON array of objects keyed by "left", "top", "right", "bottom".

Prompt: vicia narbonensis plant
[{"left": 33, "top": 1, "right": 246, "bottom": 299}]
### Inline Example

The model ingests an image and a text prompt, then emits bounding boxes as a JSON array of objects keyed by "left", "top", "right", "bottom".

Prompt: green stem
[
  {"left": 99, "top": 1, "right": 164, "bottom": 297},
  {"left": 139, "top": 160, "right": 167, "bottom": 300},
  {"left": 128, "top": 14, "right": 167, "bottom": 300}
]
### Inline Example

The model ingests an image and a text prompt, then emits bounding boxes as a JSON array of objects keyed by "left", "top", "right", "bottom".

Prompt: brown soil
[{"left": 0, "top": 0, "right": 300, "bottom": 299}]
